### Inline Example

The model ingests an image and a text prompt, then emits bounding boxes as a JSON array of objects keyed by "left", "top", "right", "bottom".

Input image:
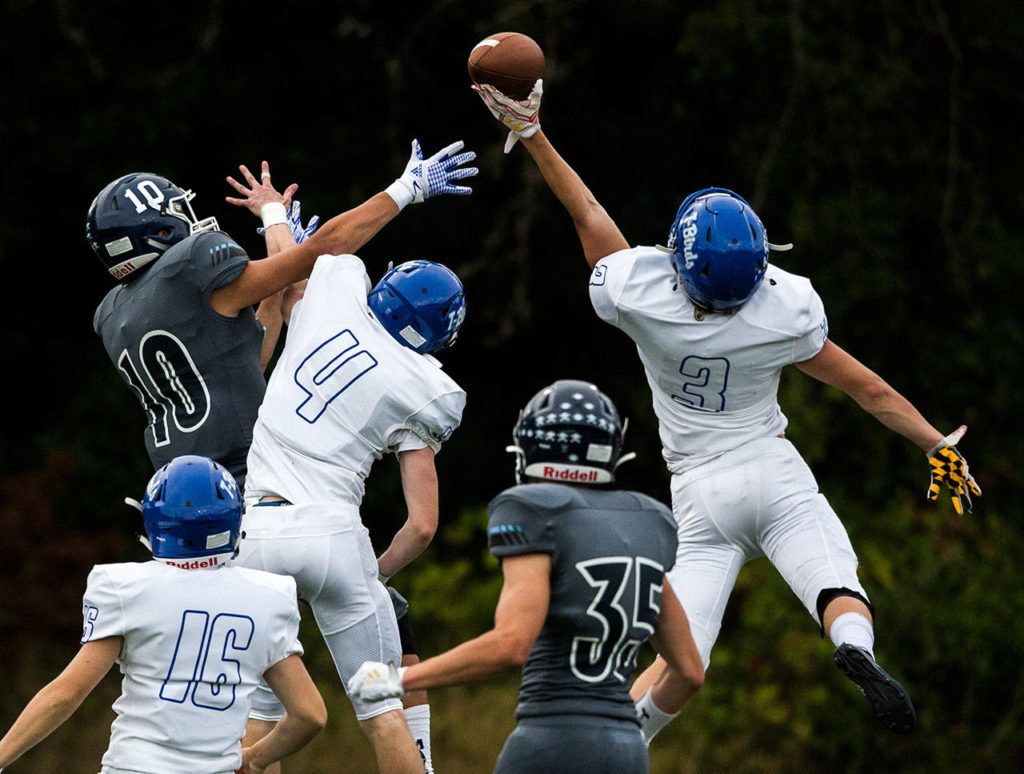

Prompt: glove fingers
[
  {"left": 443, "top": 184, "right": 474, "bottom": 196},
  {"left": 446, "top": 166, "right": 478, "bottom": 181},
  {"left": 445, "top": 151, "right": 477, "bottom": 169},
  {"left": 410, "top": 139, "right": 423, "bottom": 161},
  {"left": 430, "top": 140, "right": 466, "bottom": 162}
]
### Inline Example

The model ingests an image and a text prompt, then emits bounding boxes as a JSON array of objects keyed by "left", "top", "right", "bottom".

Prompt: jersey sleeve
[
  {"left": 266, "top": 578, "right": 304, "bottom": 666},
  {"left": 186, "top": 231, "right": 251, "bottom": 295},
  {"left": 487, "top": 489, "right": 557, "bottom": 559},
  {"left": 81, "top": 566, "right": 126, "bottom": 643},
  {"left": 405, "top": 389, "right": 466, "bottom": 453},
  {"left": 791, "top": 280, "right": 829, "bottom": 362},
  {"left": 384, "top": 428, "right": 430, "bottom": 454},
  {"left": 588, "top": 248, "right": 641, "bottom": 325}
]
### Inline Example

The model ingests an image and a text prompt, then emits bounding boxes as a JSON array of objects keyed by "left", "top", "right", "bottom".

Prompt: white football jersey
[
  {"left": 245, "top": 254, "right": 466, "bottom": 506},
  {"left": 82, "top": 561, "right": 301, "bottom": 774},
  {"left": 589, "top": 246, "right": 828, "bottom": 472}
]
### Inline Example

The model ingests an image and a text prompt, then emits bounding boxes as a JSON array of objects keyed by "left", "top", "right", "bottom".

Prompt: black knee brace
[
  {"left": 387, "top": 586, "right": 419, "bottom": 655},
  {"left": 815, "top": 587, "right": 875, "bottom": 637},
  {"left": 396, "top": 608, "right": 419, "bottom": 655}
]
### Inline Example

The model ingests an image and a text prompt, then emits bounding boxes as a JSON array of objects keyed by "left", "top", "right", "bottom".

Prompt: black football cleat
[{"left": 834, "top": 644, "right": 917, "bottom": 734}]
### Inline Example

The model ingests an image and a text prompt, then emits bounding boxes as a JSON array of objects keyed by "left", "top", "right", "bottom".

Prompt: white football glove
[
  {"left": 386, "top": 139, "right": 478, "bottom": 210},
  {"left": 472, "top": 78, "right": 543, "bottom": 153},
  {"left": 256, "top": 200, "right": 319, "bottom": 244},
  {"left": 286, "top": 200, "right": 319, "bottom": 243},
  {"left": 347, "top": 661, "right": 406, "bottom": 702}
]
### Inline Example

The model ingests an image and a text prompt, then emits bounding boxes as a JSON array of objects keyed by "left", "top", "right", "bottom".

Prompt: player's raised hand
[
  {"left": 926, "top": 425, "right": 981, "bottom": 516},
  {"left": 387, "top": 139, "right": 478, "bottom": 209},
  {"left": 226, "top": 161, "right": 298, "bottom": 217},
  {"left": 347, "top": 661, "right": 406, "bottom": 702},
  {"left": 473, "top": 78, "right": 543, "bottom": 153}
]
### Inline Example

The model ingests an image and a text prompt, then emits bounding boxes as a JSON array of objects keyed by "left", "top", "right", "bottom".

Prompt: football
[{"left": 468, "top": 32, "right": 544, "bottom": 99}]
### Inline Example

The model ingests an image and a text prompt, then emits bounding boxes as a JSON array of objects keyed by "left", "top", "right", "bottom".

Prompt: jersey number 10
[{"left": 118, "top": 331, "right": 211, "bottom": 447}]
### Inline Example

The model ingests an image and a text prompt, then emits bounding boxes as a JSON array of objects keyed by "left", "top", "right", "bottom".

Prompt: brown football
[{"left": 468, "top": 32, "right": 544, "bottom": 99}]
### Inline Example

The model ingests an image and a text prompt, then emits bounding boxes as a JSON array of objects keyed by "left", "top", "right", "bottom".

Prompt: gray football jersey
[
  {"left": 487, "top": 483, "right": 678, "bottom": 723},
  {"left": 93, "top": 231, "right": 265, "bottom": 480}
]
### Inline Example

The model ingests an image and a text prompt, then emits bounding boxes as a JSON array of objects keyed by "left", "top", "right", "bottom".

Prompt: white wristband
[
  {"left": 385, "top": 180, "right": 414, "bottom": 212},
  {"left": 260, "top": 202, "right": 288, "bottom": 229}
]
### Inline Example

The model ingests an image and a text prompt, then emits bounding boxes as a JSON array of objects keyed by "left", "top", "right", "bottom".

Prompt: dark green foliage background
[{"left": 1, "top": 1, "right": 1021, "bottom": 771}]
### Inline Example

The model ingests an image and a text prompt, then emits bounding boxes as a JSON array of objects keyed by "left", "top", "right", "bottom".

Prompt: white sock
[
  {"left": 634, "top": 688, "right": 678, "bottom": 746},
  {"left": 404, "top": 704, "right": 433, "bottom": 773},
  {"left": 829, "top": 611, "right": 875, "bottom": 657}
]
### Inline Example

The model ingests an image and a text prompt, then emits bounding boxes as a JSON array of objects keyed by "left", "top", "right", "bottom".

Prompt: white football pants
[{"left": 667, "top": 436, "right": 866, "bottom": 668}]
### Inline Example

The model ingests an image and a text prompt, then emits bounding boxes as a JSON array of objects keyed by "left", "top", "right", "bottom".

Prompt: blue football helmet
[
  {"left": 507, "top": 380, "right": 635, "bottom": 485},
  {"left": 141, "top": 455, "right": 242, "bottom": 568},
  {"left": 86, "top": 172, "right": 219, "bottom": 281},
  {"left": 666, "top": 187, "right": 781, "bottom": 312},
  {"left": 368, "top": 260, "right": 466, "bottom": 354}
]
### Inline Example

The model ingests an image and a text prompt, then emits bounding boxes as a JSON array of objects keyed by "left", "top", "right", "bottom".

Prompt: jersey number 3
[
  {"left": 671, "top": 355, "right": 730, "bottom": 412},
  {"left": 570, "top": 556, "right": 664, "bottom": 684}
]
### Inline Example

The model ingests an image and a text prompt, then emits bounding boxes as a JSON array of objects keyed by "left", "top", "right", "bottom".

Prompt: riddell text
[
  {"left": 164, "top": 557, "right": 221, "bottom": 569},
  {"left": 543, "top": 467, "right": 599, "bottom": 482}
]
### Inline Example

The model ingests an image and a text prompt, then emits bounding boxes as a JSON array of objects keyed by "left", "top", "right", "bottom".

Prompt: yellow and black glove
[{"left": 926, "top": 425, "right": 981, "bottom": 516}]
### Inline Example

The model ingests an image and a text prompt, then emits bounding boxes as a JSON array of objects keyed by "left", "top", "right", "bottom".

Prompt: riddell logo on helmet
[
  {"left": 542, "top": 466, "right": 599, "bottom": 482},
  {"left": 110, "top": 260, "right": 137, "bottom": 280},
  {"left": 163, "top": 555, "right": 224, "bottom": 570}
]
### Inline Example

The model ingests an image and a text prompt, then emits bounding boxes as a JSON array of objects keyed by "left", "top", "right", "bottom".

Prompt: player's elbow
[
  {"left": 685, "top": 662, "right": 706, "bottom": 693},
  {"left": 408, "top": 517, "right": 437, "bottom": 546},
  {"left": 38, "top": 677, "right": 88, "bottom": 715},
  {"left": 497, "top": 632, "right": 535, "bottom": 667},
  {"left": 293, "top": 698, "right": 328, "bottom": 734}
]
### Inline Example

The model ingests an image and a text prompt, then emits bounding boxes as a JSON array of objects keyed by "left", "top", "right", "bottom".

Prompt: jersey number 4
[
  {"left": 160, "top": 610, "right": 254, "bottom": 711},
  {"left": 570, "top": 556, "right": 664, "bottom": 684},
  {"left": 118, "top": 331, "right": 211, "bottom": 447},
  {"left": 294, "top": 329, "right": 378, "bottom": 423}
]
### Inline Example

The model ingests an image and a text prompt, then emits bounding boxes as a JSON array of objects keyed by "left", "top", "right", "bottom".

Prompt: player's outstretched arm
[
  {"left": 0, "top": 638, "right": 121, "bottom": 769},
  {"left": 238, "top": 655, "right": 326, "bottom": 774},
  {"left": 795, "top": 340, "right": 944, "bottom": 451},
  {"left": 472, "top": 80, "right": 627, "bottom": 267},
  {"left": 520, "top": 130, "right": 629, "bottom": 268},
  {"left": 796, "top": 339, "right": 981, "bottom": 515},
  {"left": 348, "top": 554, "right": 551, "bottom": 703},
  {"left": 211, "top": 141, "right": 477, "bottom": 317},
  {"left": 376, "top": 447, "right": 440, "bottom": 580}
]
